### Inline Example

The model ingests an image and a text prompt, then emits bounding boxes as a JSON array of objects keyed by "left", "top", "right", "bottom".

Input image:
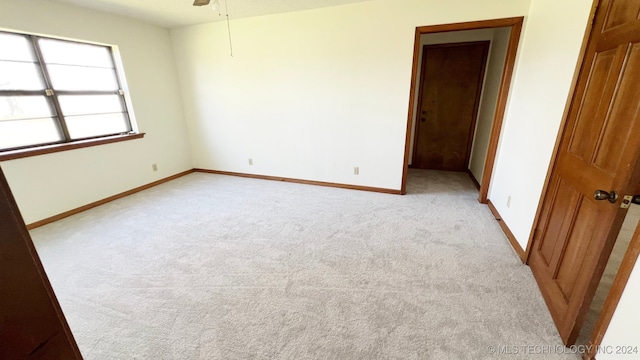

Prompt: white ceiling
[{"left": 48, "top": 0, "right": 372, "bottom": 28}]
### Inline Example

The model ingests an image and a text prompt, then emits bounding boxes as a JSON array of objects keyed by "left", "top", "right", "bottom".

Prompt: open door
[
  {"left": 0, "top": 166, "right": 82, "bottom": 359},
  {"left": 528, "top": 0, "right": 640, "bottom": 346}
]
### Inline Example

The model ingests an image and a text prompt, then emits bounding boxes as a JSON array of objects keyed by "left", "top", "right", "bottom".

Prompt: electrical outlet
[
  {"left": 152, "top": 163, "right": 158, "bottom": 172},
  {"left": 248, "top": 158, "right": 253, "bottom": 166},
  {"left": 507, "top": 195, "right": 512, "bottom": 208},
  {"left": 354, "top": 166, "right": 359, "bottom": 175}
]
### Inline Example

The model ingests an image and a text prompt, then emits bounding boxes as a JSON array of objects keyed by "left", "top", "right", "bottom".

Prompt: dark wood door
[
  {"left": 0, "top": 166, "right": 82, "bottom": 359},
  {"left": 412, "top": 41, "right": 489, "bottom": 171},
  {"left": 528, "top": 0, "right": 640, "bottom": 346}
]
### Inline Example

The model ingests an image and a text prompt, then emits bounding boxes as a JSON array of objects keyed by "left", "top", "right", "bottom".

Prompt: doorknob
[{"left": 594, "top": 190, "right": 618, "bottom": 203}]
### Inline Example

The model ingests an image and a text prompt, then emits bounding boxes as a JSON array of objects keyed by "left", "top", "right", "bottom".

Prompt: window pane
[
  {"left": 66, "top": 113, "right": 129, "bottom": 139},
  {"left": 38, "top": 38, "right": 113, "bottom": 68},
  {"left": 0, "top": 32, "right": 36, "bottom": 62},
  {"left": 0, "top": 118, "right": 62, "bottom": 150},
  {"left": 0, "top": 96, "right": 54, "bottom": 121},
  {"left": 58, "top": 95, "right": 124, "bottom": 116},
  {"left": 0, "top": 61, "right": 45, "bottom": 90},
  {"left": 47, "top": 64, "right": 119, "bottom": 91}
]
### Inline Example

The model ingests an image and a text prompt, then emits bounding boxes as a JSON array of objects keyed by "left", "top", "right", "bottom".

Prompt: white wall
[
  {"left": 171, "top": 0, "right": 531, "bottom": 190},
  {"left": 600, "top": 249, "right": 640, "bottom": 358},
  {"left": 0, "top": 0, "right": 192, "bottom": 224},
  {"left": 487, "top": 0, "right": 593, "bottom": 248},
  {"left": 468, "top": 27, "right": 510, "bottom": 182}
]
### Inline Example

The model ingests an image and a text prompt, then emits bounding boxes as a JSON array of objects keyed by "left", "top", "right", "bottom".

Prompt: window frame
[{"left": 0, "top": 31, "right": 143, "bottom": 160}]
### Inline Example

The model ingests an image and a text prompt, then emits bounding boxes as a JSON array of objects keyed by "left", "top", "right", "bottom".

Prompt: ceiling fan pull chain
[{"left": 224, "top": 0, "right": 233, "bottom": 57}]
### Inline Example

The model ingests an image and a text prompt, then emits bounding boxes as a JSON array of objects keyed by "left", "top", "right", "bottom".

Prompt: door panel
[
  {"left": 554, "top": 198, "right": 599, "bottom": 299},
  {"left": 595, "top": 44, "right": 640, "bottom": 171},
  {"left": 529, "top": 0, "right": 640, "bottom": 345},
  {"left": 0, "top": 166, "right": 82, "bottom": 359},
  {"left": 412, "top": 41, "right": 489, "bottom": 171},
  {"left": 567, "top": 48, "right": 617, "bottom": 160},
  {"left": 602, "top": 0, "right": 640, "bottom": 30},
  {"left": 539, "top": 179, "right": 580, "bottom": 267}
]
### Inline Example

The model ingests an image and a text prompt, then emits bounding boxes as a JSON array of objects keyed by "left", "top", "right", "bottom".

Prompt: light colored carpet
[
  {"left": 576, "top": 204, "right": 640, "bottom": 346},
  {"left": 30, "top": 169, "right": 580, "bottom": 360}
]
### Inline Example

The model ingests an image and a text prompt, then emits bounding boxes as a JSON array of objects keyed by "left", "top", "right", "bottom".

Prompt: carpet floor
[{"left": 30, "top": 169, "right": 580, "bottom": 359}]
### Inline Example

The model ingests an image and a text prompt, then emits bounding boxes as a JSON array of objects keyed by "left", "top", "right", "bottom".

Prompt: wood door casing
[
  {"left": 528, "top": 0, "right": 640, "bottom": 346},
  {"left": 0, "top": 166, "right": 82, "bottom": 359},
  {"left": 412, "top": 41, "right": 489, "bottom": 171}
]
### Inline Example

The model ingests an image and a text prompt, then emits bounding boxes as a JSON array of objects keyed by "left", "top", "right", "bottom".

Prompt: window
[{"left": 0, "top": 31, "right": 138, "bottom": 155}]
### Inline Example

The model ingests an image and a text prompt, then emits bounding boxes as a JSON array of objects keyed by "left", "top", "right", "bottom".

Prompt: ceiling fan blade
[{"left": 193, "top": 0, "right": 210, "bottom": 6}]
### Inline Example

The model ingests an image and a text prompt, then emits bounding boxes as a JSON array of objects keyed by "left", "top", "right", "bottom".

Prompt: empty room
[{"left": 1, "top": 0, "right": 639, "bottom": 359}]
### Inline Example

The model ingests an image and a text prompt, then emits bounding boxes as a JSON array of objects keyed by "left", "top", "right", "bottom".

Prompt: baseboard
[
  {"left": 26, "top": 169, "right": 195, "bottom": 230},
  {"left": 193, "top": 168, "right": 402, "bottom": 195},
  {"left": 466, "top": 169, "right": 481, "bottom": 190},
  {"left": 26, "top": 168, "right": 400, "bottom": 230},
  {"left": 487, "top": 200, "right": 527, "bottom": 263}
]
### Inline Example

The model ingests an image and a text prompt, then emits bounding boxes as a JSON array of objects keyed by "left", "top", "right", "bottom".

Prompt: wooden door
[
  {"left": 528, "top": 0, "right": 640, "bottom": 346},
  {"left": 412, "top": 41, "right": 489, "bottom": 171},
  {"left": 0, "top": 166, "right": 82, "bottom": 359}
]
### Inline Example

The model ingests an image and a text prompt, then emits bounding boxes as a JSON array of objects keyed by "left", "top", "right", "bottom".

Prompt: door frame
[
  {"left": 400, "top": 17, "right": 524, "bottom": 201},
  {"left": 411, "top": 41, "right": 490, "bottom": 172}
]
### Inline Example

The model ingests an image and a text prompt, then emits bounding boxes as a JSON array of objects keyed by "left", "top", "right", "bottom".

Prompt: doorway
[
  {"left": 401, "top": 17, "right": 524, "bottom": 202},
  {"left": 412, "top": 41, "right": 489, "bottom": 172}
]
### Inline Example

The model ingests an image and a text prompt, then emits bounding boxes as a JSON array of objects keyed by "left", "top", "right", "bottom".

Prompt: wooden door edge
[
  {"left": 399, "top": 16, "right": 525, "bottom": 197},
  {"left": 400, "top": 28, "right": 423, "bottom": 195},
  {"left": 0, "top": 167, "right": 83, "bottom": 359}
]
